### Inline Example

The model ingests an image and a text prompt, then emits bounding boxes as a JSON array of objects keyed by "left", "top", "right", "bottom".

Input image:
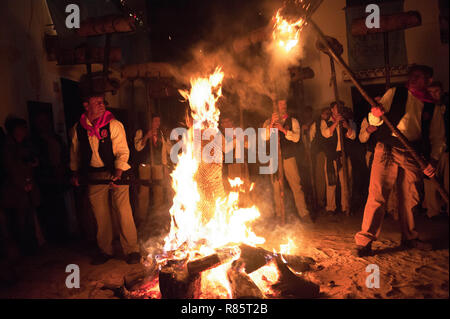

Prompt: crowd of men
[{"left": 0, "top": 64, "right": 448, "bottom": 267}]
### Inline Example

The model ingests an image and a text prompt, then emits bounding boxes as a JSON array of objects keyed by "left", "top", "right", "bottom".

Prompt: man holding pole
[
  {"left": 134, "top": 114, "right": 172, "bottom": 227},
  {"left": 321, "top": 101, "right": 356, "bottom": 216},
  {"left": 263, "top": 99, "right": 312, "bottom": 224},
  {"left": 354, "top": 65, "right": 445, "bottom": 257}
]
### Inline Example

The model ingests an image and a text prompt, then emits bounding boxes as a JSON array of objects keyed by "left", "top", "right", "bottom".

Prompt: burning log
[
  {"left": 187, "top": 254, "right": 224, "bottom": 275},
  {"left": 271, "top": 256, "right": 320, "bottom": 298},
  {"left": 159, "top": 247, "right": 238, "bottom": 298},
  {"left": 159, "top": 260, "right": 202, "bottom": 299},
  {"left": 227, "top": 260, "right": 264, "bottom": 299},
  {"left": 239, "top": 244, "right": 315, "bottom": 274},
  {"left": 187, "top": 247, "right": 238, "bottom": 274}
]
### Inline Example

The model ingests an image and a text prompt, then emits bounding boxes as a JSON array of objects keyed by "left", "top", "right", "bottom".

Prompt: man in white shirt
[
  {"left": 354, "top": 65, "right": 444, "bottom": 256},
  {"left": 320, "top": 102, "right": 356, "bottom": 215},
  {"left": 70, "top": 93, "right": 140, "bottom": 265},
  {"left": 263, "top": 99, "right": 312, "bottom": 224},
  {"left": 134, "top": 114, "right": 172, "bottom": 228}
]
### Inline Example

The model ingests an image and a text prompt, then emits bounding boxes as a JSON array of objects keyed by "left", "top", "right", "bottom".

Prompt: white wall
[{"left": 0, "top": 0, "right": 120, "bottom": 138}]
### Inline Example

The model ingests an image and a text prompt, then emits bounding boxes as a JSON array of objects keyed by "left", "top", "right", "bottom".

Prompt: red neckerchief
[
  {"left": 406, "top": 85, "right": 434, "bottom": 103},
  {"left": 80, "top": 111, "right": 115, "bottom": 140}
]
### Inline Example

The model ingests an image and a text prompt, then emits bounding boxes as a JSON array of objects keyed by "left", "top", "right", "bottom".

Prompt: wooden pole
[
  {"left": 383, "top": 32, "right": 391, "bottom": 90},
  {"left": 272, "top": 99, "right": 286, "bottom": 224},
  {"left": 304, "top": 123, "right": 318, "bottom": 211},
  {"left": 308, "top": 19, "right": 448, "bottom": 204},
  {"left": 328, "top": 55, "right": 351, "bottom": 215},
  {"left": 103, "top": 34, "right": 111, "bottom": 77}
]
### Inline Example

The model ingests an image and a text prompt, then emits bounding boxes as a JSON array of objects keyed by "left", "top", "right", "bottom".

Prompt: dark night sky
[{"left": 146, "top": 0, "right": 278, "bottom": 63}]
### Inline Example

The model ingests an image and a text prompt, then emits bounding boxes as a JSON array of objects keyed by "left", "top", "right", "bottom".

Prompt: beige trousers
[
  {"left": 355, "top": 143, "right": 421, "bottom": 246},
  {"left": 423, "top": 152, "right": 449, "bottom": 217},
  {"left": 324, "top": 156, "right": 352, "bottom": 213},
  {"left": 272, "top": 157, "right": 310, "bottom": 219},
  {"left": 366, "top": 150, "right": 398, "bottom": 219},
  {"left": 88, "top": 172, "right": 139, "bottom": 255}
]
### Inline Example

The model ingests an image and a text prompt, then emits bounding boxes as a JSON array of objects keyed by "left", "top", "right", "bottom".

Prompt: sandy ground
[{"left": 0, "top": 206, "right": 448, "bottom": 299}]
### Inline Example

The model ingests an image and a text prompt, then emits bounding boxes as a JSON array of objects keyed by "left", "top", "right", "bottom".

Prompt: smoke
[{"left": 163, "top": 0, "right": 307, "bottom": 125}]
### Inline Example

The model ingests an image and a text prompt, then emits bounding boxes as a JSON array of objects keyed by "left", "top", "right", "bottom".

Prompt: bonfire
[{"left": 117, "top": 66, "right": 320, "bottom": 300}]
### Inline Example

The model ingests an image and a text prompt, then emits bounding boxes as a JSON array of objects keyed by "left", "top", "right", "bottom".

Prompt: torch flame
[{"left": 272, "top": 9, "right": 305, "bottom": 53}]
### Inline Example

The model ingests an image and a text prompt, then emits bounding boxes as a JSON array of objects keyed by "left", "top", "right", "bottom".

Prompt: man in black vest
[
  {"left": 133, "top": 114, "right": 171, "bottom": 228},
  {"left": 320, "top": 102, "right": 356, "bottom": 216},
  {"left": 354, "top": 65, "right": 443, "bottom": 257},
  {"left": 70, "top": 93, "right": 140, "bottom": 265},
  {"left": 263, "top": 99, "right": 312, "bottom": 224}
]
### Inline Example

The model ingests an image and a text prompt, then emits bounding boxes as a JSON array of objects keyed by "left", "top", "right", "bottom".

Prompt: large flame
[
  {"left": 272, "top": 8, "right": 305, "bottom": 53},
  {"left": 179, "top": 66, "right": 224, "bottom": 130},
  {"left": 146, "top": 67, "right": 300, "bottom": 299},
  {"left": 163, "top": 68, "right": 264, "bottom": 257},
  {"left": 156, "top": 67, "right": 267, "bottom": 298}
]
